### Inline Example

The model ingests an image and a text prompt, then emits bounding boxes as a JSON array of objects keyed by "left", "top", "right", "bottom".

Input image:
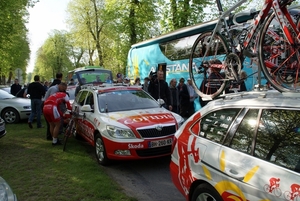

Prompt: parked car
[
  {"left": 0, "top": 89, "right": 31, "bottom": 123},
  {"left": 70, "top": 84, "right": 184, "bottom": 165},
  {"left": 170, "top": 90, "right": 300, "bottom": 201},
  {"left": 0, "top": 176, "right": 17, "bottom": 201},
  {"left": 0, "top": 118, "right": 6, "bottom": 138}
]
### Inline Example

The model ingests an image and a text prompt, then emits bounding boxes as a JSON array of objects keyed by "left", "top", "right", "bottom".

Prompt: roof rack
[{"left": 217, "top": 89, "right": 300, "bottom": 101}]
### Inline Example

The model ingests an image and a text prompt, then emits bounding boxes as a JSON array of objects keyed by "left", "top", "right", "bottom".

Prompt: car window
[
  {"left": 191, "top": 108, "right": 240, "bottom": 143},
  {"left": 85, "top": 92, "right": 94, "bottom": 109},
  {"left": 98, "top": 90, "right": 159, "bottom": 112},
  {"left": 254, "top": 109, "right": 300, "bottom": 172},
  {"left": 230, "top": 109, "right": 259, "bottom": 154},
  {"left": 77, "top": 91, "right": 89, "bottom": 106}
]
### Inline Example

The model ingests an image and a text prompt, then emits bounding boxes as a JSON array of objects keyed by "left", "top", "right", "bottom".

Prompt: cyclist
[
  {"left": 43, "top": 91, "right": 72, "bottom": 145},
  {"left": 269, "top": 177, "right": 280, "bottom": 192},
  {"left": 290, "top": 183, "right": 300, "bottom": 200}
]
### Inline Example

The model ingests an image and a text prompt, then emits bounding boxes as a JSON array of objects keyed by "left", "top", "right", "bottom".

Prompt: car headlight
[
  {"left": 0, "top": 177, "right": 17, "bottom": 201},
  {"left": 178, "top": 116, "right": 185, "bottom": 127},
  {"left": 106, "top": 125, "right": 136, "bottom": 138}
]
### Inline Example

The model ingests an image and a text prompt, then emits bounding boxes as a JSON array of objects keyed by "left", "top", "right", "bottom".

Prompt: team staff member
[
  {"left": 27, "top": 75, "right": 46, "bottom": 129},
  {"left": 43, "top": 91, "right": 72, "bottom": 145},
  {"left": 148, "top": 70, "right": 172, "bottom": 110}
]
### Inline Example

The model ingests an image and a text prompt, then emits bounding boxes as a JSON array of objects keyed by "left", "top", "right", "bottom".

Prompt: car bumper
[
  {"left": 20, "top": 111, "right": 31, "bottom": 120},
  {"left": 170, "top": 160, "right": 189, "bottom": 200},
  {"left": 103, "top": 135, "right": 174, "bottom": 160}
]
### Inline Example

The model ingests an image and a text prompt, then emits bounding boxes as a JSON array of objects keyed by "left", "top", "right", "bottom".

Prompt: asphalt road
[{"left": 102, "top": 156, "right": 185, "bottom": 201}]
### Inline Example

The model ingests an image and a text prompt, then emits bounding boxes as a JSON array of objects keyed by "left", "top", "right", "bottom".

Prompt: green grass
[{"left": 0, "top": 117, "right": 137, "bottom": 201}]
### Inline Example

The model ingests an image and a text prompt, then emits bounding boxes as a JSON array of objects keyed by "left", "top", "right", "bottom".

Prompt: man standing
[
  {"left": 177, "top": 78, "right": 190, "bottom": 118},
  {"left": 187, "top": 78, "right": 198, "bottom": 117},
  {"left": 148, "top": 70, "right": 172, "bottom": 111},
  {"left": 169, "top": 78, "right": 179, "bottom": 114},
  {"left": 10, "top": 79, "right": 22, "bottom": 96},
  {"left": 27, "top": 75, "right": 46, "bottom": 128},
  {"left": 50, "top": 72, "right": 63, "bottom": 87}
]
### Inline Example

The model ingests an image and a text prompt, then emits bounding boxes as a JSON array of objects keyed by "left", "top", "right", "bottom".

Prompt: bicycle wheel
[
  {"left": 63, "top": 119, "right": 74, "bottom": 151},
  {"left": 258, "top": 12, "right": 300, "bottom": 92},
  {"left": 189, "top": 31, "right": 229, "bottom": 99}
]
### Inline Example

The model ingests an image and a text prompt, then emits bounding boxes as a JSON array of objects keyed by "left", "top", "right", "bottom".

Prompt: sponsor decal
[
  {"left": 122, "top": 114, "right": 174, "bottom": 125},
  {"left": 128, "top": 143, "right": 144, "bottom": 149}
]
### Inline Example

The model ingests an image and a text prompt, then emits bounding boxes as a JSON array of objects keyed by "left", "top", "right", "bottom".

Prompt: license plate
[{"left": 148, "top": 138, "right": 172, "bottom": 148}]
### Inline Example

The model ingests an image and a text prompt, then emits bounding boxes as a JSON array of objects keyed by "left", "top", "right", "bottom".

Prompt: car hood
[
  {"left": 1, "top": 97, "right": 31, "bottom": 105},
  {"left": 104, "top": 108, "right": 178, "bottom": 128}
]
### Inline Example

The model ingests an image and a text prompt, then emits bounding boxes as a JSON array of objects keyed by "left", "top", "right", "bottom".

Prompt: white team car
[
  {"left": 71, "top": 84, "right": 184, "bottom": 165},
  {"left": 170, "top": 90, "right": 300, "bottom": 201}
]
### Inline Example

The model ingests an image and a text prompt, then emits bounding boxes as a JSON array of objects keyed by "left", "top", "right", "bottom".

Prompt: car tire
[
  {"left": 1, "top": 108, "right": 20, "bottom": 124},
  {"left": 94, "top": 133, "right": 110, "bottom": 166},
  {"left": 191, "top": 183, "right": 223, "bottom": 201}
]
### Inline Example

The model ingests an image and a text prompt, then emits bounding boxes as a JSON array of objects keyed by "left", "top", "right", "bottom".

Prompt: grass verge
[{"left": 0, "top": 118, "right": 137, "bottom": 201}]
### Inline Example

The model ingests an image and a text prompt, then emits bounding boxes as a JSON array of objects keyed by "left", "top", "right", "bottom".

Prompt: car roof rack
[{"left": 218, "top": 90, "right": 300, "bottom": 101}]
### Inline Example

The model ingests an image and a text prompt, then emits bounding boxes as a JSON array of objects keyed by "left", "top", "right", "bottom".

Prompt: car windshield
[
  {"left": 97, "top": 89, "right": 159, "bottom": 112},
  {"left": 76, "top": 69, "right": 113, "bottom": 85},
  {"left": 0, "top": 89, "right": 14, "bottom": 99}
]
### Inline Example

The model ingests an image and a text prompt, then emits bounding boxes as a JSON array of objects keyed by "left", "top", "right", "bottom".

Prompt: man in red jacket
[{"left": 43, "top": 91, "right": 72, "bottom": 145}]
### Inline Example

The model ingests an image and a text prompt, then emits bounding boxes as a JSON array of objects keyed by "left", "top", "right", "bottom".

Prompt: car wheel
[
  {"left": 94, "top": 133, "right": 110, "bottom": 166},
  {"left": 1, "top": 108, "right": 20, "bottom": 124},
  {"left": 191, "top": 183, "right": 223, "bottom": 201}
]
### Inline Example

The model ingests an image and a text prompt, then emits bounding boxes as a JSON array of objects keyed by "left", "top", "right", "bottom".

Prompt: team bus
[{"left": 126, "top": 11, "right": 264, "bottom": 110}]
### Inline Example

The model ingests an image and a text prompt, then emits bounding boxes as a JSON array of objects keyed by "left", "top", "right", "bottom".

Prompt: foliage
[
  {"left": 0, "top": 0, "right": 36, "bottom": 84},
  {"left": 34, "top": 30, "right": 73, "bottom": 81}
]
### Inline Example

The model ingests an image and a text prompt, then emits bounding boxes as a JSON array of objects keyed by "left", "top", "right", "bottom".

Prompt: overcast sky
[{"left": 26, "top": 0, "right": 70, "bottom": 73}]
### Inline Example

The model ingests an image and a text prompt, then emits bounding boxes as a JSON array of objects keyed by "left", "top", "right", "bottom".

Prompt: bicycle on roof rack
[{"left": 189, "top": 0, "right": 300, "bottom": 100}]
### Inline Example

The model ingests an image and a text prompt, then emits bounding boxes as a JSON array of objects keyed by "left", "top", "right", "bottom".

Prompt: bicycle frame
[{"left": 204, "top": 0, "right": 299, "bottom": 66}]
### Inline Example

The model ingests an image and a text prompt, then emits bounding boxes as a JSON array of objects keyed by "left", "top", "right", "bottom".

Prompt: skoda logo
[{"left": 156, "top": 125, "right": 163, "bottom": 131}]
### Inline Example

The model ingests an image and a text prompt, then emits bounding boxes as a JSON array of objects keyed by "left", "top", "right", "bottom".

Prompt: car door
[
  {"left": 186, "top": 108, "right": 242, "bottom": 195},
  {"left": 221, "top": 108, "right": 300, "bottom": 201},
  {"left": 73, "top": 90, "right": 89, "bottom": 136},
  {"left": 80, "top": 91, "right": 97, "bottom": 144}
]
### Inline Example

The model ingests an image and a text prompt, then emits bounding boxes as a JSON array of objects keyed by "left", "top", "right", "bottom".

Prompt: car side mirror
[
  {"left": 157, "top": 98, "right": 165, "bottom": 107},
  {"left": 81, "top": 105, "right": 93, "bottom": 112}
]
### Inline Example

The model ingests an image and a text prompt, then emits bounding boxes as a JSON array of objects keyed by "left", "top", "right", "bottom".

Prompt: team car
[
  {"left": 71, "top": 84, "right": 184, "bottom": 165},
  {"left": 170, "top": 90, "right": 300, "bottom": 201}
]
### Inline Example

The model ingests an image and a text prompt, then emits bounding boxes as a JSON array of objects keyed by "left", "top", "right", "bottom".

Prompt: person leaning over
[
  {"left": 148, "top": 70, "right": 172, "bottom": 111},
  {"left": 27, "top": 75, "right": 46, "bottom": 129},
  {"left": 43, "top": 91, "right": 72, "bottom": 145},
  {"left": 44, "top": 82, "right": 68, "bottom": 140},
  {"left": 10, "top": 78, "right": 22, "bottom": 96}
]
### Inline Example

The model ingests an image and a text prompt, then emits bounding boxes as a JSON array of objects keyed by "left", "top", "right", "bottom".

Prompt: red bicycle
[{"left": 189, "top": 0, "right": 300, "bottom": 99}]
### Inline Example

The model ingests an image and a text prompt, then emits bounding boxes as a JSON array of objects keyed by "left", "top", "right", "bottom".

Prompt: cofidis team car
[
  {"left": 71, "top": 84, "right": 184, "bottom": 165},
  {"left": 170, "top": 90, "right": 300, "bottom": 201},
  {"left": 0, "top": 89, "right": 31, "bottom": 123},
  {"left": 0, "top": 176, "right": 17, "bottom": 201}
]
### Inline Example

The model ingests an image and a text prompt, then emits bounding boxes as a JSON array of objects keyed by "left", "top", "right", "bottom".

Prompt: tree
[
  {"left": 0, "top": 0, "right": 38, "bottom": 84},
  {"left": 34, "top": 30, "right": 73, "bottom": 80}
]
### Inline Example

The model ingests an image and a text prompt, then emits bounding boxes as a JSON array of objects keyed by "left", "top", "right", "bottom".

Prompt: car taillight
[{"left": 171, "top": 136, "right": 177, "bottom": 153}]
